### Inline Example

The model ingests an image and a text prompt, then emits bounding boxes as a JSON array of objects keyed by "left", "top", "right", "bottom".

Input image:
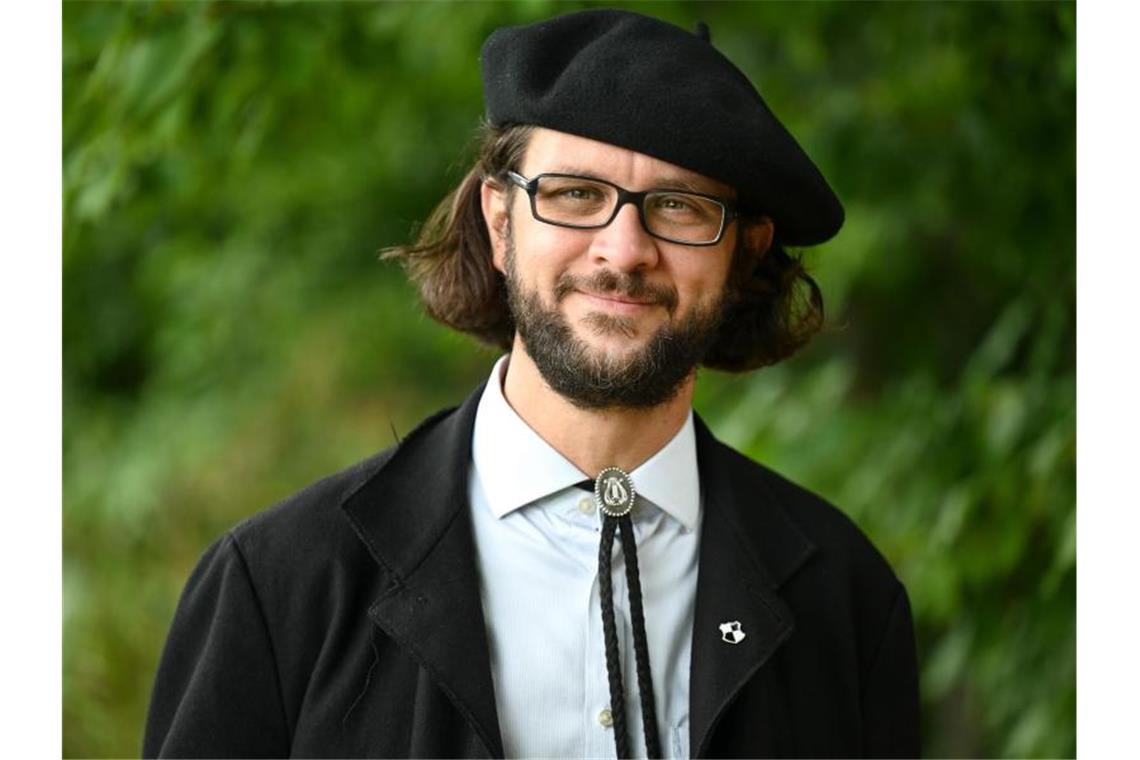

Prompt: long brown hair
[{"left": 381, "top": 123, "right": 824, "bottom": 371}]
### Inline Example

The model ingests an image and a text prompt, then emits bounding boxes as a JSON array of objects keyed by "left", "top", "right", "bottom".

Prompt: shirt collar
[{"left": 471, "top": 355, "right": 701, "bottom": 531}]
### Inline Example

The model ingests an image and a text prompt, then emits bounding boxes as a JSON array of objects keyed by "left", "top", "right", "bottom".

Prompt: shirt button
[
  {"left": 598, "top": 708, "right": 613, "bottom": 728},
  {"left": 578, "top": 497, "right": 596, "bottom": 514}
]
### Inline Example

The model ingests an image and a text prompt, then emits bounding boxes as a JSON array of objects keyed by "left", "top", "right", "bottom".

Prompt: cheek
[
  {"left": 675, "top": 259, "right": 731, "bottom": 309},
  {"left": 704, "top": 247, "right": 737, "bottom": 298},
  {"left": 514, "top": 224, "right": 589, "bottom": 281}
]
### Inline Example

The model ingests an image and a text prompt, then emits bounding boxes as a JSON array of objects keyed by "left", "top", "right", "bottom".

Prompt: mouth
[{"left": 576, "top": 289, "right": 661, "bottom": 315}]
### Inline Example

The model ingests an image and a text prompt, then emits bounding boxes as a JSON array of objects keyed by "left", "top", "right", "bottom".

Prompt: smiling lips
[
  {"left": 577, "top": 289, "right": 661, "bottom": 315},
  {"left": 553, "top": 269, "right": 679, "bottom": 313}
]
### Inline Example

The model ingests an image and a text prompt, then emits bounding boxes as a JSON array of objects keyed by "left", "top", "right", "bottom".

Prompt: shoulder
[
  {"left": 707, "top": 435, "right": 904, "bottom": 600},
  {"left": 230, "top": 445, "right": 395, "bottom": 560},
  {"left": 229, "top": 405, "right": 459, "bottom": 560},
  {"left": 216, "top": 404, "right": 462, "bottom": 594},
  {"left": 759, "top": 453, "right": 897, "bottom": 583}
]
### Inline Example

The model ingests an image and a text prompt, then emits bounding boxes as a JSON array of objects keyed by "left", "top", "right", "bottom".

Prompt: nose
[{"left": 588, "top": 201, "right": 660, "bottom": 272}]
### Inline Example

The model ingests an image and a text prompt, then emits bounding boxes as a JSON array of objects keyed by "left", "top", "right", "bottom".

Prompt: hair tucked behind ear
[{"left": 381, "top": 123, "right": 825, "bottom": 371}]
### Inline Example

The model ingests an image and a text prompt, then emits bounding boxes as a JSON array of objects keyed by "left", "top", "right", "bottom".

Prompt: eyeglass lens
[{"left": 532, "top": 175, "right": 726, "bottom": 244}]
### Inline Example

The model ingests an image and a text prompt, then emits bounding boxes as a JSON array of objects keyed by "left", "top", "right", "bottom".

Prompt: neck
[{"left": 500, "top": 337, "right": 695, "bottom": 476}]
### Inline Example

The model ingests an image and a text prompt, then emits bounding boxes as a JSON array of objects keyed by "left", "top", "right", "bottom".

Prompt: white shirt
[{"left": 468, "top": 355, "right": 702, "bottom": 759}]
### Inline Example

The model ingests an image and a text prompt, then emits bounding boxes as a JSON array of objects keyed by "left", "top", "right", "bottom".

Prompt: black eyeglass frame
[{"left": 504, "top": 170, "right": 738, "bottom": 247}]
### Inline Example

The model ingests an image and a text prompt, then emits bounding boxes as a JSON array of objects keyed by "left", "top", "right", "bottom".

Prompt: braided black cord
[
  {"left": 617, "top": 514, "right": 662, "bottom": 758},
  {"left": 599, "top": 515, "right": 631, "bottom": 758}
]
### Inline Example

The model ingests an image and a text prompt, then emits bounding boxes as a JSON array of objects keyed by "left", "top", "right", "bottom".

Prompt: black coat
[{"left": 144, "top": 386, "right": 920, "bottom": 758}]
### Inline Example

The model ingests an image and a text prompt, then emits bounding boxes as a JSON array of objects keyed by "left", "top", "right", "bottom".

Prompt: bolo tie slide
[{"left": 579, "top": 467, "right": 662, "bottom": 759}]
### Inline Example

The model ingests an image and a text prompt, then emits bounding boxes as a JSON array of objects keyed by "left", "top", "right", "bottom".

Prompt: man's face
[{"left": 482, "top": 128, "right": 742, "bottom": 409}]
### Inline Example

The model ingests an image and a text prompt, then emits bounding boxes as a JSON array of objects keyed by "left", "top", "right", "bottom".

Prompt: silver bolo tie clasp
[{"left": 594, "top": 466, "right": 636, "bottom": 518}]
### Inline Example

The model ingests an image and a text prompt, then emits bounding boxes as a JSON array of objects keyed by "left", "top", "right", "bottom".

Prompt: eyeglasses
[{"left": 504, "top": 171, "right": 737, "bottom": 247}]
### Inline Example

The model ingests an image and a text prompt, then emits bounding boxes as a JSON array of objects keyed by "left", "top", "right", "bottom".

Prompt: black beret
[{"left": 481, "top": 9, "right": 844, "bottom": 247}]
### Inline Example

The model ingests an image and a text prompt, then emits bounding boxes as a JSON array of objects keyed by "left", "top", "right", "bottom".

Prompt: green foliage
[{"left": 63, "top": 2, "right": 1075, "bottom": 757}]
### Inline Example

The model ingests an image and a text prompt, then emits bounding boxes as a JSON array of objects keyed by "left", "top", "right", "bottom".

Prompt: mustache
[{"left": 554, "top": 270, "right": 679, "bottom": 312}]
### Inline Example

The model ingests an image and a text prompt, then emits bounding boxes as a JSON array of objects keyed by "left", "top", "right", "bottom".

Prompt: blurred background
[{"left": 63, "top": 1, "right": 1075, "bottom": 757}]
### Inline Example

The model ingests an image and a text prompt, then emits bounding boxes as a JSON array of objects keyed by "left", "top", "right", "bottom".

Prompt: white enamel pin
[{"left": 719, "top": 621, "right": 746, "bottom": 645}]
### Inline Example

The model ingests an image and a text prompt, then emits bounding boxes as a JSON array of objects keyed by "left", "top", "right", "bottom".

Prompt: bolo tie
[{"left": 577, "top": 467, "right": 662, "bottom": 759}]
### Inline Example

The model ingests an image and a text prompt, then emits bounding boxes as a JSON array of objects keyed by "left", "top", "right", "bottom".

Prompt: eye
[
  {"left": 656, "top": 195, "right": 699, "bottom": 212},
  {"left": 535, "top": 178, "right": 613, "bottom": 214},
  {"left": 558, "top": 186, "right": 603, "bottom": 201},
  {"left": 649, "top": 193, "right": 714, "bottom": 220},
  {"left": 543, "top": 182, "right": 606, "bottom": 202}
]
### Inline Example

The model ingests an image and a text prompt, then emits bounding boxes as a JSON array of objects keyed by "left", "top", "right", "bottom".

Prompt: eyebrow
[{"left": 540, "top": 167, "right": 719, "bottom": 196}]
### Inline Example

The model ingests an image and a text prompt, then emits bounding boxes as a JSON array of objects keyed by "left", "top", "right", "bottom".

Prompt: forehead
[{"left": 521, "top": 127, "right": 736, "bottom": 197}]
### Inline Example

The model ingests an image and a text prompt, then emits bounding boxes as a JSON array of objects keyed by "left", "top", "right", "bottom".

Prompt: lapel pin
[{"left": 719, "top": 621, "right": 746, "bottom": 645}]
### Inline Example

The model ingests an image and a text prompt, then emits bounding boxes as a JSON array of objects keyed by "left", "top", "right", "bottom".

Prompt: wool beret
[{"left": 481, "top": 9, "right": 844, "bottom": 247}]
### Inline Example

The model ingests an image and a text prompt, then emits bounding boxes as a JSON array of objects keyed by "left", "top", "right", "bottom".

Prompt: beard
[{"left": 503, "top": 240, "right": 727, "bottom": 410}]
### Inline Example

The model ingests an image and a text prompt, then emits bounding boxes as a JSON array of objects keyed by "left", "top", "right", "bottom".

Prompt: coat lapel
[
  {"left": 341, "top": 386, "right": 505, "bottom": 758},
  {"left": 689, "top": 416, "right": 817, "bottom": 758}
]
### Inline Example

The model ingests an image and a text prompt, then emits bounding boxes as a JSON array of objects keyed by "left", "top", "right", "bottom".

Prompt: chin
[
  {"left": 579, "top": 337, "right": 648, "bottom": 365},
  {"left": 576, "top": 309, "right": 655, "bottom": 342}
]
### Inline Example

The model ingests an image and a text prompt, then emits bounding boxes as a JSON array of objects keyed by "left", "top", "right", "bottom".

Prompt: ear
[
  {"left": 743, "top": 217, "right": 775, "bottom": 258},
  {"left": 481, "top": 179, "right": 510, "bottom": 274}
]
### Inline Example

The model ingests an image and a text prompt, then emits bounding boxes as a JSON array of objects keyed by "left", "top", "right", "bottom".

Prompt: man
[{"left": 144, "top": 9, "right": 919, "bottom": 759}]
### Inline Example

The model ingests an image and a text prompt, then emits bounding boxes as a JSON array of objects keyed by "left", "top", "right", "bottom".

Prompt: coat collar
[
  {"left": 340, "top": 386, "right": 817, "bottom": 760},
  {"left": 340, "top": 384, "right": 505, "bottom": 758}
]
